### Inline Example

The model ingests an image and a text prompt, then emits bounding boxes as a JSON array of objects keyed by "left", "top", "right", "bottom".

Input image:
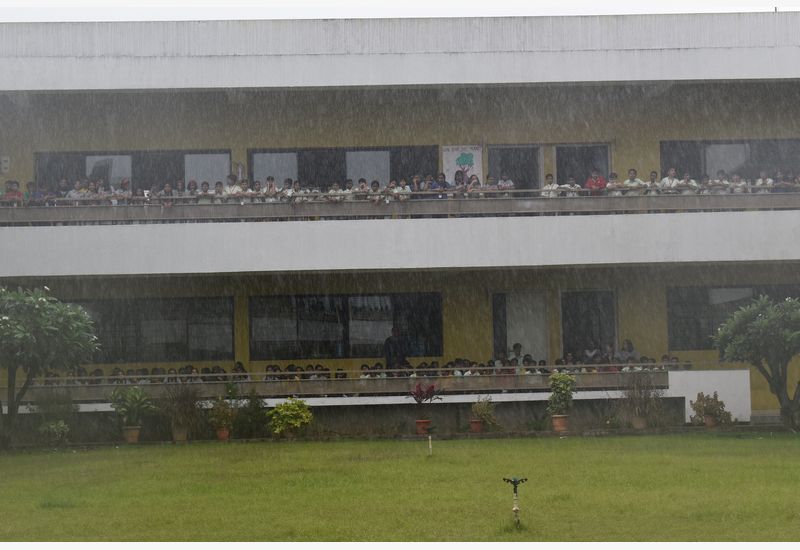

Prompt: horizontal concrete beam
[
  {"left": 2, "top": 13, "right": 799, "bottom": 90},
  {"left": 1, "top": 209, "right": 799, "bottom": 277}
]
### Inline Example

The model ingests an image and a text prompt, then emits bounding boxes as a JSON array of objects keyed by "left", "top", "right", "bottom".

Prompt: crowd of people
[
  {"left": 4, "top": 165, "right": 800, "bottom": 208},
  {"left": 38, "top": 340, "right": 689, "bottom": 388}
]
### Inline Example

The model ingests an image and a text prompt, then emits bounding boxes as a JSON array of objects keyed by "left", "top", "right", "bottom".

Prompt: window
[
  {"left": 35, "top": 150, "right": 231, "bottom": 193},
  {"left": 346, "top": 150, "right": 390, "bottom": 187},
  {"left": 661, "top": 139, "right": 800, "bottom": 180},
  {"left": 185, "top": 153, "right": 231, "bottom": 185},
  {"left": 492, "top": 291, "right": 548, "bottom": 361},
  {"left": 667, "top": 284, "right": 800, "bottom": 350},
  {"left": 85, "top": 155, "right": 132, "bottom": 187},
  {"left": 487, "top": 146, "right": 540, "bottom": 189},
  {"left": 561, "top": 290, "right": 616, "bottom": 358},
  {"left": 248, "top": 146, "right": 438, "bottom": 190},
  {"left": 251, "top": 152, "right": 298, "bottom": 186},
  {"left": 78, "top": 297, "right": 234, "bottom": 363},
  {"left": 555, "top": 145, "right": 609, "bottom": 186},
  {"left": 249, "top": 293, "right": 442, "bottom": 360}
]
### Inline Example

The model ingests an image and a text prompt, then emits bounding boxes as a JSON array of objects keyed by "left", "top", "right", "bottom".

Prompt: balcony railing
[
  {"left": 2, "top": 190, "right": 800, "bottom": 226},
  {"left": 18, "top": 368, "right": 673, "bottom": 403}
]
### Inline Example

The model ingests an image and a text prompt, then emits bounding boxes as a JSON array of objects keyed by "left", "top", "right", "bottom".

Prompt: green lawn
[{"left": 1, "top": 433, "right": 799, "bottom": 541}]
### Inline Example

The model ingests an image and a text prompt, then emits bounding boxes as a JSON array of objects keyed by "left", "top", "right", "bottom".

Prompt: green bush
[
  {"left": 690, "top": 392, "right": 733, "bottom": 424},
  {"left": 38, "top": 420, "right": 70, "bottom": 446},
  {"left": 547, "top": 373, "right": 576, "bottom": 416},
  {"left": 267, "top": 398, "right": 313, "bottom": 437},
  {"left": 232, "top": 390, "right": 268, "bottom": 439},
  {"left": 208, "top": 397, "right": 236, "bottom": 430},
  {"left": 110, "top": 386, "right": 156, "bottom": 426}
]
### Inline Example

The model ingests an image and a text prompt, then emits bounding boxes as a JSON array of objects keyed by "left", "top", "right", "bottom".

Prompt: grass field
[{"left": 1, "top": 433, "right": 799, "bottom": 541}]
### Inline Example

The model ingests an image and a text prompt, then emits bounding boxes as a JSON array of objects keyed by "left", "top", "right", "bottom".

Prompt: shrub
[
  {"left": 547, "top": 373, "right": 576, "bottom": 416},
  {"left": 208, "top": 397, "right": 236, "bottom": 430},
  {"left": 690, "top": 392, "right": 732, "bottom": 424},
  {"left": 158, "top": 384, "right": 203, "bottom": 433},
  {"left": 110, "top": 386, "right": 156, "bottom": 426},
  {"left": 233, "top": 390, "right": 268, "bottom": 439},
  {"left": 267, "top": 398, "right": 313, "bottom": 437},
  {"left": 38, "top": 420, "right": 70, "bottom": 447},
  {"left": 471, "top": 396, "right": 500, "bottom": 429}
]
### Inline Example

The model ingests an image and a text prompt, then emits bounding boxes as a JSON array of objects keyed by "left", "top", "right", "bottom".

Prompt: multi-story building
[{"left": 3, "top": 12, "right": 800, "bottom": 427}]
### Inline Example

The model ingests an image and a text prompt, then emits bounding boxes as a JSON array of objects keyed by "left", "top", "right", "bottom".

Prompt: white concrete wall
[
  {"left": 1, "top": 210, "right": 799, "bottom": 278},
  {"left": 2, "top": 13, "right": 800, "bottom": 90},
  {"left": 666, "top": 370, "right": 751, "bottom": 422}
]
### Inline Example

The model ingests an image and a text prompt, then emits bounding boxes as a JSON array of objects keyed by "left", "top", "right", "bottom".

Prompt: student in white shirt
[
  {"left": 622, "top": 168, "right": 646, "bottom": 196},
  {"left": 659, "top": 167, "right": 681, "bottom": 193},
  {"left": 729, "top": 173, "right": 748, "bottom": 194},
  {"left": 754, "top": 170, "right": 773, "bottom": 194},
  {"left": 223, "top": 174, "right": 243, "bottom": 196},
  {"left": 605, "top": 172, "right": 625, "bottom": 197},
  {"left": 541, "top": 173, "right": 560, "bottom": 198}
]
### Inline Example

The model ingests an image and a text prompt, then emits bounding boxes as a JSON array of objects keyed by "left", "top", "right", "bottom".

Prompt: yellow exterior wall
[
  {"left": 9, "top": 261, "right": 799, "bottom": 413},
  {"left": 3, "top": 82, "right": 800, "bottom": 184}
]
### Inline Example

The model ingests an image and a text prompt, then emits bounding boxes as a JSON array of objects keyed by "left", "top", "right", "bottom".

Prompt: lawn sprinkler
[{"left": 502, "top": 477, "right": 528, "bottom": 527}]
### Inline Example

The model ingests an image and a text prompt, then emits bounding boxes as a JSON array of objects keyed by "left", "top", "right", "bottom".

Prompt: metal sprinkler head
[{"left": 502, "top": 477, "right": 527, "bottom": 526}]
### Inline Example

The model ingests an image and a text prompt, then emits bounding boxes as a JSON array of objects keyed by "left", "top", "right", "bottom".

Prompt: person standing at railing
[
  {"left": 673, "top": 172, "right": 698, "bottom": 195},
  {"left": 644, "top": 170, "right": 660, "bottom": 195},
  {"left": 430, "top": 173, "right": 450, "bottom": 199},
  {"left": 622, "top": 169, "right": 646, "bottom": 196},
  {"left": 730, "top": 173, "right": 748, "bottom": 194},
  {"left": 224, "top": 173, "right": 243, "bottom": 197},
  {"left": 659, "top": 167, "right": 681, "bottom": 194},
  {"left": 561, "top": 176, "right": 582, "bottom": 197},
  {"left": 497, "top": 173, "right": 515, "bottom": 193},
  {"left": 605, "top": 172, "right": 625, "bottom": 197},
  {"left": 2, "top": 180, "right": 24, "bottom": 205},
  {"left": 541, "top": 173, "right": 560, "bottom": 198},
  {"left": 584, "top": 168, "right": 606, "bottom": 196},
  {"left": 754, "top": 170, "right": 773, "bottom": 194},
  {"left": 383, "top": 326, "right": 408, "bottom": 375}
]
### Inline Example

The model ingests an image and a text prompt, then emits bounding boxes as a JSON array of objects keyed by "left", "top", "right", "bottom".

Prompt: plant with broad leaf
[
  {"left": 110, "top": 386, "right": 156, "bottom": 427},
  {"left": 547, "top": 372, "right": 576, "bottom": 416},
  {"left": 408, "top": 383, "right": 442, "bottom": 421},
  {"left": 409, "top": 383, "right": 443, "bottom": 405}
]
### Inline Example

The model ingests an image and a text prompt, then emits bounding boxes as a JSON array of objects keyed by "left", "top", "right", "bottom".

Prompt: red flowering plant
[{"left": 408, "top": 383, "right": 443, "bottom": 420}]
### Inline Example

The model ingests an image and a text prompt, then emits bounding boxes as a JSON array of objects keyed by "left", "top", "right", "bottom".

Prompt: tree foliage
[
  {"left": 0, "top": 287, "right": 98, "bottom": 445},
  {"left": 714, "top": 295, "right": 800, "bottom": 429}
]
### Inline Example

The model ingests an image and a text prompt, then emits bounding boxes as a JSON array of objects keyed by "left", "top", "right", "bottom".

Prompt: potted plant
[
  {"left": 110, "top": 386, "right": 156, "bottom": 443},
  {"left": 470, "top": 396, "right": 500, "bottom": 433},
  {"left": 621, "top": 371, "right": 663, "bottom": 430},
  {"left": 267, "top": 398, "right": 313, "bottom": 438},
  {"left": 547, "top": 372, "right": 576, "bottom": 433},
  {"left": 408, "top": 383, "right": 442, "bottom": 435},
  {"left": 690, "top": 391, "right": 732, "bottom": 428},
  {"left": 208, "top": 397, "right": 236, "bottom": 441},
  {"left": 158, "top": 384, "right": 203, "bottom": 443}
]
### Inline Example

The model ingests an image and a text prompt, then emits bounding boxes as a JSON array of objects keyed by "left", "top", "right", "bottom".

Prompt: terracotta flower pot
[
  {"left": 469, "top": 419, "right": 483, "bottom": 433},
  {"left": 172, "top": 426, "right": 188, "bottom": 443},
  {"left": 415, "top": 419, "right": 432, "bottom": 435},
  {"left": 216, "top": 427, "right": 230, "bottom": 441},
  {"left": 122, "top": 425, "right": 141, "bottom": 444},
  {"left": 631, "top": 416, "right": 647, "bottom": 430},
  {"left": 551, "top": 415, "right": 569, "bottom": 433},
  {"left": 704, "top": 415, "right": 717, "bottom": 428}
]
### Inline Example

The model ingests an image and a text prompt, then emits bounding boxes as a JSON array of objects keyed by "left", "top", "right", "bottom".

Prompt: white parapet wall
[
  {"left": 666, "top": 369, "right": 751, "bottom": 423},
  {"left": 11, "top": 370, "right": 749, "bottom": 424},
  {"left": 2, "top": 210, "right": 800, "bottom": 277}
]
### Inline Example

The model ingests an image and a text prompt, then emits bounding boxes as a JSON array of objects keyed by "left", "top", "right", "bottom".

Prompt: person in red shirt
[
  {"left": 2, "top": 180, "right": 24, "bottom": 204},
  {"left": 583, "top": 168, "right": 607, "bottom": 196}
]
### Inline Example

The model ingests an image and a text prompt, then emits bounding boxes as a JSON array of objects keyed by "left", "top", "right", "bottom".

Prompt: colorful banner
[{"left": 442, "top": 145, "right": 484, "bottom": 184}]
